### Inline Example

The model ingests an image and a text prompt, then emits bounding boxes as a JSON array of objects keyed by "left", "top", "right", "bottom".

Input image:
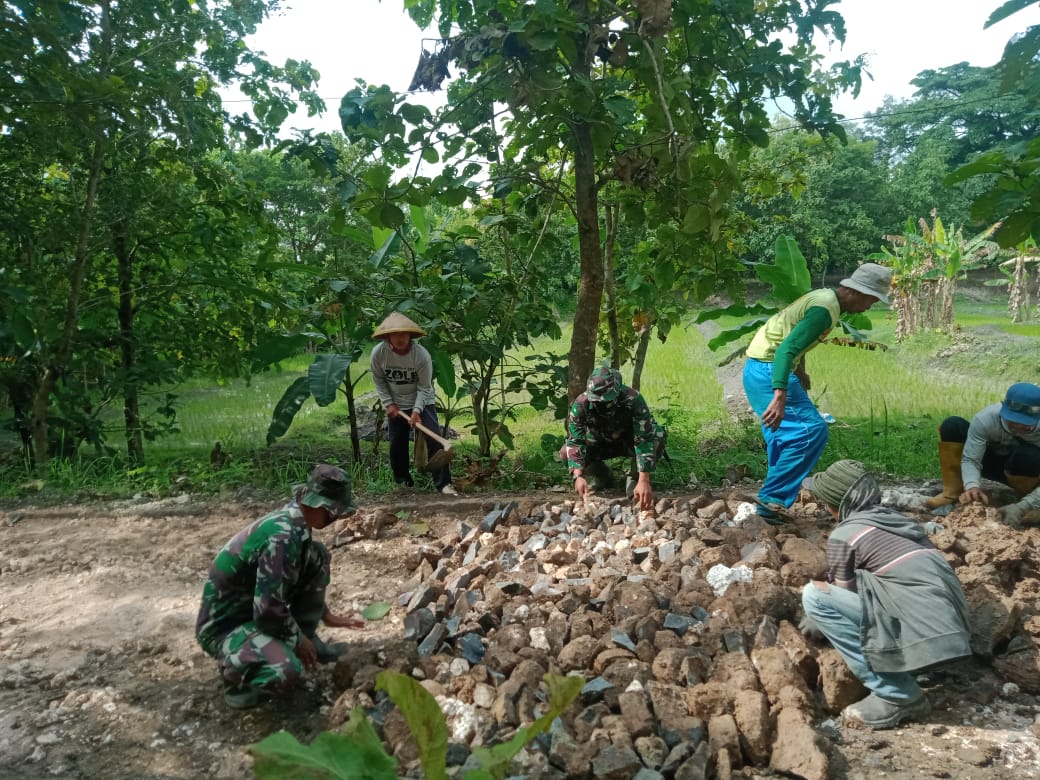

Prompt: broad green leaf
[
  {"left": 308, "top": 353, "right": 352, "bottom": 407},
  {"left": 431, "top": 349, "right": 457, "bottom": 397},
  {"left": 681, "top": 204, "right": 710, "bottom": 234},
  {"left": 707, "top": 318, "right": 768, "bottom": 351},
  {"left": 379, "top": 202, "right": 406, "bottom": 228},
  {"left": 266, "top": 377, "right": 311, "bottom": 445},
  {"left": 369, "top": 229, "right": 397, "bottom": 264},
  {"left": 251, "top": 333, "right": 313, "bottom": 373},
  {"left": 376, "top": 672, "right": 449, "bottom": 780},
  {"left": 945, "top": 152, "right": 1006, "bottom": 184},
  {"left": 361, "top": 602, "right": 392, "bottom": 621},
  {"left": 250, "top": 711, "right": 396, "bottom": 779},
  {"left": 466, "top": 674, "right": 583, "bottom": 776},
  {"left": 758, "top": 235, "right": 811, "bottom": 303},
  {"left": 410, "top": 204, "right": 429, "bottom": 253}
]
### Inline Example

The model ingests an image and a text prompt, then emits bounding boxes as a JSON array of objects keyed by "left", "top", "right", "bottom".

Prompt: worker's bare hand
[
  {"left": 297, "top": 636, "right": 318, "bottom": 670},
  {"left": 760, "top": 392, "right": 787, "bottom": 431},
  {"left": 573, "top": 476, "right": 589, "bottom": 499},
  {"left": 408, "top": 410, "right": 421, "bottom": 427},
  {"left": 324, "top": 610, "right": 365, "bottom": 630},
  {"left": 632, "top": 480, "right": 653, "bottom": 511},
  {"left": 960, "top": 487, "right": 989, "bottom": 505},
  {"left": 386, "top": 403, "right": 401, "bottom": 419}
]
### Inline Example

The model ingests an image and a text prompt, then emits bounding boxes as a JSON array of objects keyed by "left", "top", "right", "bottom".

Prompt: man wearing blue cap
[{"left": 926, "top": 382, "right": 1040, "bottom": 526}]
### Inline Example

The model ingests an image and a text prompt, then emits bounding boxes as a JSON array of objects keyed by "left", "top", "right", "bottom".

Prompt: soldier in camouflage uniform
[
  {"left": 560, "top": 367, "right": 667, "bottom": 511},
  {"left": 195, "top": 464, "right": 364, "bottom": 709}
]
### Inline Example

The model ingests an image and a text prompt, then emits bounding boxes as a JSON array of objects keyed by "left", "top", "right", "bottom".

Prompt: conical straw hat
[{"left": 373, "top": 312, "right": 426, "bottom": 338}]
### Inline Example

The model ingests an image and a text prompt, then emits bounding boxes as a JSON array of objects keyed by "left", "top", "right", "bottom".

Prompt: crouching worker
[
  {"left": 195, "top": 464, "right": 365, "bottom": 709},
  {"left": 801, "top": 460, "right": 971, "bottom": 730},
  {"left": 560, "top": 367, "right": 667, "bottom": 511},
  {"left": 927, "top": 382, "right": 1040, "bottom": 527}
]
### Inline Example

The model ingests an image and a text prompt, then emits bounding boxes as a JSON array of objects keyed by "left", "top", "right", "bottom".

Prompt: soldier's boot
[
  {"left": 926, "top": 441, "right": 964, "bottom": 508},
  {"left": 583, "top": 461, "right": 613, "bottom": 491},
  {"left": 223, "top": 683, "right": 267, "bottom": 709},
  {"left": 311, "top": 635, "right": 349, "bottom": 664}
]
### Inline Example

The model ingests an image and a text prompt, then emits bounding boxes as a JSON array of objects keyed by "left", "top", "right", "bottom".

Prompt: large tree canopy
[
  {"left": 0, "top": 0, "right": 322, "bottom": 465},
  {"left": 335, "top": 0, "right": 863, "bottom": 399}
]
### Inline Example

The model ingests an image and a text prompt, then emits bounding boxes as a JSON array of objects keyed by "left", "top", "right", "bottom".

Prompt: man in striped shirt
[{"left": 800, "top": 460, "right": 970, "bottom": 729}]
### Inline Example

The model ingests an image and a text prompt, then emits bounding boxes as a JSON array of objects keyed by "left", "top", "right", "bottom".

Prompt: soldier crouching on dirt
[
  {"left": 800, "top": 460, "right": 971, "bottom": 730},
  {"left": 926, "top": 382, "right": 1040, "bottom": 527},
  {"left": 559, "top": 366, "right": 667, "bottom": 511},
  {"left": 195, "top": 464, "right": 364, "bottom": 709}
]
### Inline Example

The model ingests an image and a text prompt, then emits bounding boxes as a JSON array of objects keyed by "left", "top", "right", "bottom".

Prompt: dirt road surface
[{"left": 1, "top": 490, "right": 1039, "bottom": 779}]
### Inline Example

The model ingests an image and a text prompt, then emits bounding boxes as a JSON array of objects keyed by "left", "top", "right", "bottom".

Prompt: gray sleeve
[
  {"left": 961, "top": 409, "right": 998, "bottom": 490},
  {"left": 369, "top": 344, "right": 394, "bottom": 408}
]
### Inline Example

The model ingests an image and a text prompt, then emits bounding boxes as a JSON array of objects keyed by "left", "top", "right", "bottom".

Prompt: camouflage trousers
[{"left": 210, "top": 543, "right": 329, "bottom": 692}]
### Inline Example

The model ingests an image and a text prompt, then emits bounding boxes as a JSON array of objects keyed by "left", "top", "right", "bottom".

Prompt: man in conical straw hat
[{"left": 371, "top": 313, "right": 456, "bottom": 494}]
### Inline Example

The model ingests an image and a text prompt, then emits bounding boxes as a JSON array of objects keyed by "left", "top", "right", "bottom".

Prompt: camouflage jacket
[
  {"left": 195, "top": 503, "right": 317, "bottom": 656},
  {"left": 562, "top": 387, "right": 662, "bottom": 473}
]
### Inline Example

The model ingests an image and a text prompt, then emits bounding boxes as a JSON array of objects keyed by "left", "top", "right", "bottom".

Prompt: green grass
[{"left": 2, "top": 299, "right": 1038, "bottom": 501}]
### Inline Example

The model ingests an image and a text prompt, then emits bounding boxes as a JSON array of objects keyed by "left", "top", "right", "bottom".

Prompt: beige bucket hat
[{"left": 373, "top": 312, "right": 426, "bottom": 339}]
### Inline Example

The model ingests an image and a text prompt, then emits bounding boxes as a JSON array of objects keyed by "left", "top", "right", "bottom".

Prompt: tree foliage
[
  {"left": 946, "top": 0, "right": 1040, "bottom": 246},
  {"left": 0, "top": 0, "right": 322, "bottom": 466},
  {"left": 332, "top": 0, "right": 864, "bottom": 401}
]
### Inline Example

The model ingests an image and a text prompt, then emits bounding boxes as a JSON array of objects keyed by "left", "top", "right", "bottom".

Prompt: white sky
[{"left": 243, "top": 0, "right": 1040, "bottom": 132}]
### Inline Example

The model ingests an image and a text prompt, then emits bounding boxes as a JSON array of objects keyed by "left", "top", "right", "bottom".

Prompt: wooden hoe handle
[{"left": 413, "top": 420, "right": 453, "bottom": 450}]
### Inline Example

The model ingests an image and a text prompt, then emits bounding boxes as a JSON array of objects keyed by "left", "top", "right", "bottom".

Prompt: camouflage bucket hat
[
  {"left": 296, "top": 464, "right": 356, "bottom": 515},
  {"left": 803, "top": 459, "right": 868, "bottom": 507},
  {"left": 586, "top": 367, "right": 622, "bottom": 403}
]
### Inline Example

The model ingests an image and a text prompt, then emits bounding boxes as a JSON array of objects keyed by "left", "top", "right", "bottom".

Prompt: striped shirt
[{"left": 827, "top": 523, "right": 939, "bottom": 591}]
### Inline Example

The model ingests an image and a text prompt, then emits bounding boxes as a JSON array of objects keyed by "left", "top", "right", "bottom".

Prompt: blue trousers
[
  {"left": 742, "top": 359, "right": 828, "bottom": 507},
  {"left": 802, "top": 582, "right": 921, "bottom": 702}
]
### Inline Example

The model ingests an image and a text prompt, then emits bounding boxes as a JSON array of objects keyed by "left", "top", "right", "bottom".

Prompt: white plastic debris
[
  {"left": 706, "top": 563, "right": 754, "bottom": 597},
  {"left": 819, "top": 412, "right": 836, "bottom": 424}
]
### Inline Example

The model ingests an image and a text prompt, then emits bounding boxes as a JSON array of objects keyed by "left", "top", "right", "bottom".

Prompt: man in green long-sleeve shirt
[{"left": 742, "top": 263, "right": 892, "bottom": 522}]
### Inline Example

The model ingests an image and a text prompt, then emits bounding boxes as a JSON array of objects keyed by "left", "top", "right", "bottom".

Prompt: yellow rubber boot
[
  {"left": 926, "top": 441, "right": 964, "bottom": 508},
  {"left": 1005, "top": 473, "right": 1040, "bottom": 498}
]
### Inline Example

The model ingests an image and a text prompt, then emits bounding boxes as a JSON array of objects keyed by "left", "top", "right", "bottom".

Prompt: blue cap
[{"left": 1001, "top": 383, "right": 1040, "bottom": 426}]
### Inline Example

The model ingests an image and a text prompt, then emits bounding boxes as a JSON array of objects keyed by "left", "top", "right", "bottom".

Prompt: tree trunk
[
  {"left": 114, "top": 221, "right": 144, "bottom": 465},
  {"left": 31, "top": 131, "right": 107, "bottom": 468},
  {"left": 344, "top": 367, "right": 361, "bottom": 464},
  {"left": 30, "top": 1, "right": 112, "bottom": 469},
  {"left": 603, "top": 202, "right": 621, "bottom": 369},
  {"left": 566, "top": 120, "right": 604, "bottom": 402},
  {"left": 631, "top": 323, "right": 652, "bottom": 391}
]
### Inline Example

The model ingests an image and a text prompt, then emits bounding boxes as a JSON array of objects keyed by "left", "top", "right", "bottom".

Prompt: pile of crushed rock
[{"left": 327, "top": 486, "right": 1040, "bottom": 779}]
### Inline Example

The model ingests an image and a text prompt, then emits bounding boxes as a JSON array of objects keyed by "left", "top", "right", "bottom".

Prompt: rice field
[{"left": 2, "top": 294, "right": 1036, "bottom": 496}]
